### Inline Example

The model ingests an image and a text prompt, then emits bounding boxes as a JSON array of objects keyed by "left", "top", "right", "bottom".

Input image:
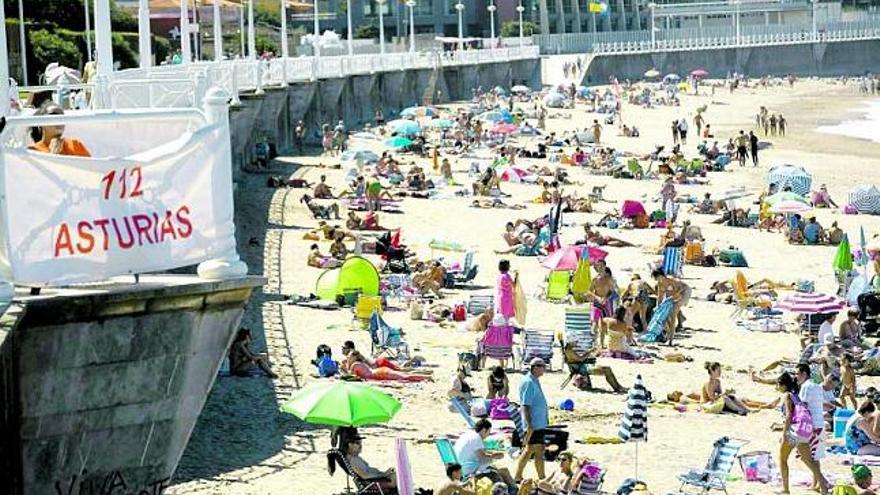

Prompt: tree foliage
[
  {"left": 501, "top": 20, "right": 540, "bottom": 37},
  {"left": 354, "top": 24, "right": 380, "bottom": 40},
  {"left": 30, "top": 29, "right": 81, "bottom": 72}
]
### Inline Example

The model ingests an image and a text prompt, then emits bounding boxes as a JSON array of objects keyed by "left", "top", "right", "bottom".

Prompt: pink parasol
[
  {"left": 491, "top": 123, "right": 519, "bottom": 135},
  {"left": 774, "top": 292, "right": 847, "bottom": 314},
  {"left": 621, "top": 200, "right": 647, "bottom": 218},
  {"left": 541, "top": 244, "right": 608, "bottom": 271},
  {"left": 691, "top": 69, "right": 709, "bottom": 78},
  {"left": 498, "top": 166, "right": 535, "bottom": 183},
  {"left": 395, "top": 438, "right": 414, "bottom": 495}
]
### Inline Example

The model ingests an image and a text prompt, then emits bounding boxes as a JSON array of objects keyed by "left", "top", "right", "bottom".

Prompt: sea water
[{"left": 816, "top": 99, "right": 880, "bottom": 143}]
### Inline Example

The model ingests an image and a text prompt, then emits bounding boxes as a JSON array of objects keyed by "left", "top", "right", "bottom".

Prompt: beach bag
[
  {"left": 470, "top": 400, "right": 488, "bottom": 417},
  {"left": 316, "top": 356, "right": 338, "bottom": 377},
  {"left": 475, "top": 477, "right": 494, "bottom": 495},
  {"left": 453, "top": 304, "right": 467, "bottom": 322},
  {"left": 832, "top": 483, "right": 859, "bottom": 495},
  {"left": 739, "top": 450, "right": 777, "bottom": 483},
  {"left": 489, "top": 398, "right": 513, "bottom": 420},
  {"left": 790, "top": 397, "right": 814, "bottom": 443},
  {"left": 513, "top": 278, "right": 528, "bottom": 325}
]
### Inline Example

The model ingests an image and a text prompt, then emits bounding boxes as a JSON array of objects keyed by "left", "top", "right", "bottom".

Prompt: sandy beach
[{"left": 167, "top": 78, "right": 880, "bottom": 495}]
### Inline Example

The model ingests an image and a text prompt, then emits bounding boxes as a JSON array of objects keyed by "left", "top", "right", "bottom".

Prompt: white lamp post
[
  {"left": 247, "top": 0, "right": 256, "bottom": 59},
  {"left": 313, "top": 0, "right": 321, "bottom": 57},
  {"left": 406, "top": 0, "right": 416, "bottom": 52},
  {"left": 139, "top": 0, "right": 152, "bottom": 67},
  {"left": 649, "top": 2, "right": 656, "bottom": 50},
  {"left": 811, "top": 0, "right": 817, "bottom": 41},
  {"left": 455, "top": 2, "right": 465, "bottom": 51},
  {"left": 378, "top": 0, "right": 387, "bottom": 54},
  {"left": 95, "top": 0, "right": 114, "bottom": 77},
  {"left": 239, "top": 5, "right": 245, "bottom": 56},
  {"left": 346, "top": 0, "right": 353, "bottom": 55},
  {"left": 735, "top": 0, "right": 741, "bottom": 46},
  {"left": 488, "top": 2, "right": 497, "bottom": 48},
  {"left": 0, "top": 0, "right": 8, "bottom": 115},
  {"left": 517, "top": 4, "right": 525, "bottom": 47},
  {"left": 84, "top": 0, "right": 92, "bottom": 62},
  {"left": 17, "top": 0, "right": 28, "bottom": 84},
  {"left": 213, "top": 0, "right": 222, "bottom": 61},
  {"left": 281, "top": 0, "right": 289, "bottom": 59},
  {"left": 179, "top": 0, "right": 191, "bottom": 63}
]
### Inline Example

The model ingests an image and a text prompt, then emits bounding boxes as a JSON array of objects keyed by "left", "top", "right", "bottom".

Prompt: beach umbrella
[
  {"left": 770, "top": 200, "right": 812, "bottom": 214},
  {"left": 388, "top": 119, "right": 421, "bottom": 136},
  {"left": 491, "top": 123, "right": 519, "bottom": 135},
  {"left": 833, "top": 234, "right": 854, "bottom": 275},
  {"left": 400, "top": 106, "right": 438, "bottom": 118},
  {"left": 396, "top": 439, "right": 415, "bottom": 495},
  {"left": 478, "top": 110, "right": 513, "bottom": 124},
  {"left": 618, "top": 374, "right": 648, "bottom": 478},
  {"left": 644, "top": 68, "right": 660, "bottom": 78},
  {"left": 511, "top": 85, "right": 531, "bottom": 94},
  {"left": 765, "top": 191, "right": 810, "bottom": 206},
  {"left": 621, "top": 200, "right": 647, "bottom": 218},
  {"left": 858, "top": 226, "right": 870, "bottom": 266},
  {"left": 384, "top": 136, "right": 413, "bottom": 149},
  {"left": 774, "top": 292, "right": 847, "bottom": 314},
  {"left": 424, "top": 119, "right": 455, "bottom": 130},
  {"left": 690, "top": 69, "right": 709, "bottom": 78},
  {"left": 663, "top": 73, "right": 680, "bottom": 83},
  {"left": 541, "top": 245, "right": 608, "bottom": 271},
  {"left": 848, "top": 185, "right": 880, "bottom": 214},
  {"left": 576, "top": 85, "right": 591, "bottom": 97},
  {"left": 767, "top": 164, "right": 812, "bottom": 196},
  {"left": 340, "top": 149, "right": 379, "bottom": 165},
  {"left": 498, "top": 165, "right": 535, "bottom": 183},
  {"left": 280, "top": 382, "right": 402, "bottom": 427}
]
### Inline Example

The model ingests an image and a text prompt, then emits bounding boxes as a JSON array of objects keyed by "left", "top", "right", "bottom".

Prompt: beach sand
[{"left": 168, "top": 78, "right": 880, "bottom": 495}]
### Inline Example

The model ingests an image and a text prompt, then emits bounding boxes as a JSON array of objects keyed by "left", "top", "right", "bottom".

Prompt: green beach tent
[{"left": 315, "top": 256, "right": 380, "bottom": 301}]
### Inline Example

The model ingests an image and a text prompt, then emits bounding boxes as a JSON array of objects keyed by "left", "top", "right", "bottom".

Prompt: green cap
[{"left": 853, "top": 464, "right": 872, "bottom": 481}]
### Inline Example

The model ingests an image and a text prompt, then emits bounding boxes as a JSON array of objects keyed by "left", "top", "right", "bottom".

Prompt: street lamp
[
  {"left": 346, "top": 0, "right": 353, "bottom": 56},
  {"left": 281, "top": 0, "right": 289, "bottom": 59},
  {"left": 313, "top": 0, "right": 321, "bottom": 58},
  {"left": 516, "top": 4, "right": 525, "bottom": 47},
  {"left": 239, "top": 5, "right": 245, "bottom": 56},
  {"left": 406, "top": 0, "right": 416, "bottom": 52},
  {"left": 649, "top": 2, "right": 656, "bottom": 50},
  {"left": 378, "top": 0, "right": 387, "bottom": 54},
  {"left": 247, "top": 0, "right": 256, "bottom": 59},
  {"left": 734, "top": 0, "right": 741, "bottom": 46},
  {"left": 488, "top": 3, "right": 497, "bottom": 48},
  {"left": 455, "top": 2, "right": 465, "bottom": 51},
  {"left": 811, "top": 0, "right": 817, "bottom": 41}
]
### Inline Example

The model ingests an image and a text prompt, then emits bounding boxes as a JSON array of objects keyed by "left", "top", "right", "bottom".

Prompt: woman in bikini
[
  {"left": 583, "top": 223, "right": 634, "bottom": 248},
  {"left": 486, "top": 366, "right": 510, "bottom": 399},
  {"left": 621, "top": 274, "right": 652, "bottom": 330},
  {"left": 344, "top": 350, "right": 432, "bottom": 383}
]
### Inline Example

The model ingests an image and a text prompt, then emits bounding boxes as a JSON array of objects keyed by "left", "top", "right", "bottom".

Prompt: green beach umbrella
[
  {"left": 424, "top": 119, "right": 454, "bottom": 129},
  {"left": 833, "top": 233, "right": 854, "bottom": 274},
  {"left": 280, "top": 382, "right": 402, "bottom": 427},
  {"left": 765, "top": 191, "right": 809, "bottom": 206},
  {"left": 384, "top": 136, "right": 413, "bottom": 149}
]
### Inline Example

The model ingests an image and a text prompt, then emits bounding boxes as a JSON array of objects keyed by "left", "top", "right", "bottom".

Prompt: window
[
  {"left": 364, "top": 0, "right": 393, "bottom": 17},
  {"left": 446, "top": 0, "right": 465, "bottom": 15},
  {"left": 414, "top": 0, "right": 434, "bottom": 15}
]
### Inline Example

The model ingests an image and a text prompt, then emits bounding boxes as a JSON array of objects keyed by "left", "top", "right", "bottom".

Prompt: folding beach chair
[
  {"left": 519, "top": 329, "right": 555, "bottom": 369},
  {"left": 480, "top": 323, "right": 514, "bottom": 365},
  {"left": 564, "top": 307, "right": 594, "bottom": 354},
  {"left": 468, "top": 295, "right": 494, "bottom": 316},
  {"left": 545, "top": 270, "right": 572, "bottom": 303},
  {"left": 368, "top": 311, "right": 409, "bottom": 358},
  {"left": 435, "top": 437, "right": 459, "bottom": 466},
  {"left": 327, "top": 448, "right": 397, "bottom": 495},
  {"left": 662, "top": 246, "right": 684, "bottom": 277},
  {"left": 353, "top": 295, "right": 383, "bottom": 330},
  {"left": 382, "top": 274, "right": 418, "bottom": 303},
  {"left": 449, "top": 397, "right": 477, "bottom": 429},
  {"left": 639, "top": 298, "right": 675, "bottom": 343},
  {"left": 678, "top": 436, "right": 746, "bottom": 495}
]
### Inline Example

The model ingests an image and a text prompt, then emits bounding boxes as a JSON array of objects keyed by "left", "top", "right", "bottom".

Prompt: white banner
[{"left": 2, "top": 125, "right": 237, "bottom": 285}]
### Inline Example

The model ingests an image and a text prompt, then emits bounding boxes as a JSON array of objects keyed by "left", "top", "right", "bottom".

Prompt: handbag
[{"left": 489, "top": 398, "right": 513, "bottom": 420}]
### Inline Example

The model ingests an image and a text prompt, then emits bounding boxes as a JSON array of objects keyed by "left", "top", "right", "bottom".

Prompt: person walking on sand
[
  {"left": 778, "top": 114, "right": 787, "bottom": 136},
  {"left": 671, "top": 120, "right": 680, "bottom": 145},
  {"left": 777, "top": 371, "right": 830, "bottom": 495},
  {"left": 591, "top": 120, "right": 602, "bottom": 145},
  {"left": 515, "top": 358, "right": 550, "bottom": 483},
  {"left": 496, "top": 260, "right": 516, "bottom": 324},
  {"left": 749, "top": 131, "right": 759, "bottom": 167},
  {"left": 694, "top": 113, "right": 704, "bottom": 138},
  {"left": 678, "top": 118, "right": 689, "bottom": 145},
  {"left": 796, "top": 363, "right": 830, "bottom": 493}
]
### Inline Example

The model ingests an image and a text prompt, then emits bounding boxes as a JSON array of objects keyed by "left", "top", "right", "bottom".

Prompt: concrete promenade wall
[
  {"left": 227, "top": 58, "right": 542, "bottom": 173},
  {"left": 583, "top": 39, "right": 880, "bottom": 83},
  {"left": 0, "top": 275, "right": 263, "bottom": 495}
]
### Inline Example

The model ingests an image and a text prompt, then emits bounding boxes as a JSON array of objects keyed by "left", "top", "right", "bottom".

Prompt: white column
[
  {"left": 488, "top": 3, "right": 497, "bottom": 46},
  {"left": 180, "top": 0, "right": 191, "bottom": 63},
  {"left": 239, "top": 6, "right": 245, "bottom": 56},
  {"left": 517, "top": 4, "right": 525, "bottom": 47},
  {"left": 649, "top": 3, "right": 656, "bottom": 49},
  {"left": 84, "top": 0, "right": 93, "bottom": 62},
  {"left": 812, "top": 0, "right": 817, "bottom": 41},
  {"left": 247, "top": 0, "right": 256, "bottom": 58},
  {"left": 0, "top": 0, "right": 9, "bottom": 116},
  {"left": 17, "top": 0, "right": 27, "bottom": 85},
  {"left": 197, "top": 87, "right": 249, "bottom": 281},
  {"left": 379, "top": 0, "right": 386, "bottom": 54},
  {"left": 138, "top": 0, "right": 152, "bottom": 68},
  {"left": 95, "top": 0, "right": 114, "bottom": 77},
  {"left": 407, "top": 1, "right": 415, "bottom": 52},
  {"left": 214, "top": 0, "right": 223, "bottom": 61},
  {"left": 346, "top": 0, "right": 353, "bottom": 55},
  {"left": 456, "top": 3, "right": 465, "bottom": 51}
]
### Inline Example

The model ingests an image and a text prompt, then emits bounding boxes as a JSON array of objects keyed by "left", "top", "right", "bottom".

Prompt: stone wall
[
  {"left": 583, "top": 39, "right": 880, "bottom": 83},
  {"left": 228, "top": 58, "right": 543, "bottom": 174},
  {"left": 0, "top": 275, "right": 263, "bottom": 495}
]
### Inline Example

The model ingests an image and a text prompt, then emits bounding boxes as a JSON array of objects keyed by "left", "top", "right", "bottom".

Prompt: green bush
[
  {"left": 255, "top": 34, "right": 279, "bottom": 55},
  {"left": 154, "top": 36, "right": 172, "bottom": 64},
  {"left": 501, "top": 20, "right": 540, "bottom": 37},
  {"left": 30, "top": 29, "right": 81, "bottom": 74},
  {"left": 354, "top": 24, "right": 379, "bottom": 40}
]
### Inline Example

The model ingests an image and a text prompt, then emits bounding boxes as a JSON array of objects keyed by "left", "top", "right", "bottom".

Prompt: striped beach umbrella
[
  {"left": 774, "top": 292, "right": 847, "bottom": 314},
  {"left": 619, "top": 375, "right": 648, "bottom": 477},
  {"left": 767, "top": 164, "right": 812, "bottom": 197},
  {"left": 848, "top": 185, "right": 880, "bottom": 214},
  {"left": 770, "top": 200, "right": 812, "bottom": 214}
]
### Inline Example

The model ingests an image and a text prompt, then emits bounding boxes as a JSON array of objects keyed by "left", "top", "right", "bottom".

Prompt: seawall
[
  {"left": 0, "top": 275, "right": 263, "bottom": 495},
  {"left": 226, "top": 58, "right": 542, "bottom": 172},
  {"left": 584, "top": 39, "right": 880, "bottom": 83}
]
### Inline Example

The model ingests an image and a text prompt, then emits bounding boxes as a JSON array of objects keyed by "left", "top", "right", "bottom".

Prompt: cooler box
[{"left": 834, "top": 408, "right": 855, "bottom": 438}]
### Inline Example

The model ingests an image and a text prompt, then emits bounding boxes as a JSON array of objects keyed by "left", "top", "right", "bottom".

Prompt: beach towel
[
  {"left": 640, "top": 298, "right": 675, "bottom": 343},
  {"left": 514, "top": 278, "right": 528, "bottom": 325},
  {"left": 662, "top": 246, "right": 684, "bottom": 276}
]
